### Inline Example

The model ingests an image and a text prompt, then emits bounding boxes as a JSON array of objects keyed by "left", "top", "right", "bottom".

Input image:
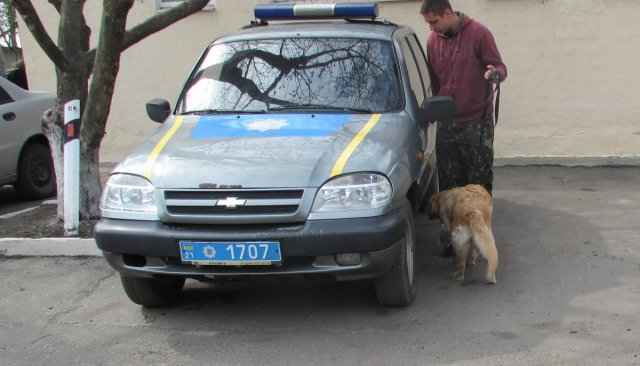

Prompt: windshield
[{"left": 177, "top": 38, "right": 402, "bottom": 114}]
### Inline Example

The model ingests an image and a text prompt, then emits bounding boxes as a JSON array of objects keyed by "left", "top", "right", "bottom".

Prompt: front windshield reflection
[{"left": 178, "top": 38, "right": 402, "bottom": 114}]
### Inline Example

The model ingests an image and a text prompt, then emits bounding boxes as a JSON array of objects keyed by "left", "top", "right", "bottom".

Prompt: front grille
[
  {"left": 163, "top": 189, "right": 305, "bottom": 217},
  {"left": 167, "top": 205, "right": 299, "bottom": 215},
  {"left": 165, "top": 190, "right": 303, "bottom": 200}
]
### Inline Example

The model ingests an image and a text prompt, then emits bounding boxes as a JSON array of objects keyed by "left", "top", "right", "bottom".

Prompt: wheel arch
[
  {"left": 18, "top": 134, "right": 50, "bottom": 164},
  {"left": 406, "top": 166, "right": 438, "bottom": 216},
  {"left": 5, "top": 134, "right": 50, "bottom": 185},
  {"left": 20, "top": 133, "right": 49, "bottom": 151},
  {"left": 405, "top": 180, "right": 422, "bottom": 215}
]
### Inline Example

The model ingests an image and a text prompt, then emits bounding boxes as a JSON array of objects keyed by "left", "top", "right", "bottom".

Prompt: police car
[{"left": 94, "top": 2, "right": 455, "bottom": 307}]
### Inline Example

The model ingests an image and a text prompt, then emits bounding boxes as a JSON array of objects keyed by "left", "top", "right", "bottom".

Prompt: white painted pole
[{"left": 63, "top": 100, "right": 80, "bottom": 236}]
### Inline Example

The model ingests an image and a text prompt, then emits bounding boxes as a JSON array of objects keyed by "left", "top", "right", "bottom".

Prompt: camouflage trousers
[{"left": 436, "top": 114, "right": 495, "bottom": 194}]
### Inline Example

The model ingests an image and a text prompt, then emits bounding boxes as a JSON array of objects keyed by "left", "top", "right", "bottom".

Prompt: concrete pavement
[{"left": 2, "top": 165, "right": 639, "bottom": 365}]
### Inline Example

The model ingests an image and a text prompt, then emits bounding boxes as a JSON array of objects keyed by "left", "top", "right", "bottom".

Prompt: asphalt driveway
[{"left": 1, "top": 166, "right": 639, "bottom": 365}]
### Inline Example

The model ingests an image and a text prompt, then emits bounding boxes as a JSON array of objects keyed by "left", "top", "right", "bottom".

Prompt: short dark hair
[{"left": 420, "top": 0, "right": 453, "bottom": 16}]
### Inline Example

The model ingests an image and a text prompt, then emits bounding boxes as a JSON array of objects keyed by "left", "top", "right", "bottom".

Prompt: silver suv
[{"left": 95, "top": 2, "right": 455, "bottom": 307}]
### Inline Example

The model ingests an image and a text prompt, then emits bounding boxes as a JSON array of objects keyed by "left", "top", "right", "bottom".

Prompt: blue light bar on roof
[{"left": 254, "top": 2, "right": 379, "bottom": 21}]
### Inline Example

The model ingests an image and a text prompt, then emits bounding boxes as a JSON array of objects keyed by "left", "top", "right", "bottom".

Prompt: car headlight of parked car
[
  {"left": 100, "top": 174, "right": 158, "bottom": 220},
  {"left": 311, "top": 173, "right": 392, "bottom": 213}
]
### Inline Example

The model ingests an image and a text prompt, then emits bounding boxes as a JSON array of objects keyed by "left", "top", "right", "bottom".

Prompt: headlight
[
  {"left": 101, "top": 174, "right": 158, "bottom": 218},
  {"left": 311, "top": 173, "right": 392, "bottom": 212}
]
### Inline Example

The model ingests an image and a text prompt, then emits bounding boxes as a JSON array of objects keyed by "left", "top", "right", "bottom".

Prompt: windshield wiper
[
  {"left": 181, "top": 108, "right": 266, "bottom": 115},
  {"left": 268, "top": 104, "right": 373, "bottom": 113}
]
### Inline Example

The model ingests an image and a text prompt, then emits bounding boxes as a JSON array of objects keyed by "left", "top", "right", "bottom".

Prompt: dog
[{"left": 428, "top": 184, "right": 498, "bottom": 284}]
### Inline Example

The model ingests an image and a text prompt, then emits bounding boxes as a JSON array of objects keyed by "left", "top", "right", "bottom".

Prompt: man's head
[{"left": 420, "top": 0, "right": 458, "bottom": 34}]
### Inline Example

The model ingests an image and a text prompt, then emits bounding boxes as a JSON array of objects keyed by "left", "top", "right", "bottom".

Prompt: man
[
  {"left": 420, "top": 0, "right": 506, "bottom": 255},
  {"left": 421, "top": 0, "right": 506, "bottom": 194},
  {"left": 3, "top": 59, "right": 29, "bottom": 90}
]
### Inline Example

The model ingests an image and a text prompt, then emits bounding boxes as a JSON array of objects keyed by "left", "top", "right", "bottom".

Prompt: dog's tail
[{"left": 466, "top": 210, "right": 499, "bottom": 284}]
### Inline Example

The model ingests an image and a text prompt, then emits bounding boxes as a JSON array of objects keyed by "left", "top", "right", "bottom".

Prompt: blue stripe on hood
[{"left": 190, "top": 114, "right": 353, "bottom": 138}]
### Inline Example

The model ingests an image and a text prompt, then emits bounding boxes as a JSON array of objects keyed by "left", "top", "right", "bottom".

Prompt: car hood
[{"left": 114, "top": 113, "right": 413, "bottom": 189}]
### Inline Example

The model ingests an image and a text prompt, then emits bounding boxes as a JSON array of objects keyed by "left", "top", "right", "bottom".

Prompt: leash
[
  {"left": 475, "top": 73, "right": 501, "bottom": 168},
  {"left": 482, "top": 72, "right": 500, "bottom": 125}
]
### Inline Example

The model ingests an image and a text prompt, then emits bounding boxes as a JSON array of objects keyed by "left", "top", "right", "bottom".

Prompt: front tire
[
  {"left": 15, "top": 143, "right": 56, "bottom": 200},
  {"left": 120, "top": 275, "right": 185, "bottom": 307},
  {"left": 375, "top": 198, "right": 417, "bottom": 307}
]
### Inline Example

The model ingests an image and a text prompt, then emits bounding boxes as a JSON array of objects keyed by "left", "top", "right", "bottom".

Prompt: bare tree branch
[
  {"left": 58, "top": 0, "right": 90, "bottom": 59},
  {"left": 83, "top": 0, "right": 134, "bottom": 149},
  {"left": 84, "top": 0, "right": 209, "bottom": 71},
  {"left": 47, "top": 0, "right": 61, "bottom": 14},
  {"left": 122, "top": 0, "right": 209, "bottom": 51},
  {"left": 11, "top": 0, "right": 67, "bottom": 70}
]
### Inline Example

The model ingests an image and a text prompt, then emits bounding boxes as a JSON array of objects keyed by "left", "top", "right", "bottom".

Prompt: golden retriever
[{"left": 429, "top": 184, "right": 498, "bottom": 284}]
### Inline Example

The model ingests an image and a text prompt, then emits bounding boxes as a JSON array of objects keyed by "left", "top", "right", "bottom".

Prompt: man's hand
[{"left": 484, "top": 65, "right": 499, "bottom": 82}]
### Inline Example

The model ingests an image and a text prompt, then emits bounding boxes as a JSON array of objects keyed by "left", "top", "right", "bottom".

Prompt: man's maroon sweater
[{"left": 426, "top": 13, "right": 507, "bottom": 123}]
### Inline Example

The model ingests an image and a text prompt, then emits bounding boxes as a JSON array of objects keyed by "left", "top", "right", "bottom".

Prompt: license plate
[{"left": 179, "top": 241, "right": 281, "bottom": 265}]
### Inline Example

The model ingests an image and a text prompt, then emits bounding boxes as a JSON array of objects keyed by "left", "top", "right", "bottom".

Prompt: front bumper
[{"left": 94, "top": 207, "right": 406, "bottom": 281}]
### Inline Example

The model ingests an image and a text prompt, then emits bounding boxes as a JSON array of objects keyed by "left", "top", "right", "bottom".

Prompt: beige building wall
[{"left": 19, "top": 0, "right": 640, "bottom": 163}]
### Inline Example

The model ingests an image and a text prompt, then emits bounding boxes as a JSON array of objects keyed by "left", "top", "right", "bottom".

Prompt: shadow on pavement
[{"left": 123, "top": 197, "right": 635, "bottom": 364}]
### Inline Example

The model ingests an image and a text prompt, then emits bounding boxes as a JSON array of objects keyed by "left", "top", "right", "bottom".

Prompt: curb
[
  {"left": 0, "top": 238, "right": 101, "bottom": 257},
  {"left": 493, "top": 156, "right": 640, "bottom": 167}
]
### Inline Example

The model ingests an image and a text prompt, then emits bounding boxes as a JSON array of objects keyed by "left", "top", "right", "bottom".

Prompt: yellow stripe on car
[
  {"left": 330, "top": 113, "right": 381, "bottom": 177},
  {"left": 142, "top": 116, "right": 185, "bottom": 180}
]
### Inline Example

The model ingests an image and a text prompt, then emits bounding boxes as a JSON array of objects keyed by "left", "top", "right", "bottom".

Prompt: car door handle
[{"left": 3, "top": 112, "right": 16, "bottom": 121}]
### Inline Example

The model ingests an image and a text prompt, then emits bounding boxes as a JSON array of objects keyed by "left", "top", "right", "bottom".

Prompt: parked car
[
  {"left": 0, "top": 76, "right": 56, "bottom": 199},
  {"left": 95, "top": 2, "right": 455, "bottom": 307}
]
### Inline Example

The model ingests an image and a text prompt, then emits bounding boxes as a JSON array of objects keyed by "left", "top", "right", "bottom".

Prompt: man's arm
[{"left": 479, "top": 30, "right": 507, "bottom": 82}]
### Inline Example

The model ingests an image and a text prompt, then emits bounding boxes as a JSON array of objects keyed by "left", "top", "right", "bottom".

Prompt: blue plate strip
[{"left": 190, "top": 114, "right": 352, "bottom": 138}]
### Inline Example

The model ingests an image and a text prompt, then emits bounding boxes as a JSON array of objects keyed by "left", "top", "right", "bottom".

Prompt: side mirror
[
  {"left": 421, "top": 96, "right": 456, "bottom": 122},
  {"left": 146, "top": 98, "right": 171, "bottom": 123}
]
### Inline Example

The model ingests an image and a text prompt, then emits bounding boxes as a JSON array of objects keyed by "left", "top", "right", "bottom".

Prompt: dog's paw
[
  {"left": 454, "top": 271, "right": 465, "bottom": 282},
  {"left": 438, "top": 229, "right": 452, "bottom": 249},
  {"left": 485, "top": 275, "right": 497, "bottom": 284}
]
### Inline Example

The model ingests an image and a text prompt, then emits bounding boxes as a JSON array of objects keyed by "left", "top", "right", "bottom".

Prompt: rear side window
[
  {"left": 402, "top": 38, "right": 426, "bottom": 107},
  {"left": 0, "top": 85, "right": 13, "bottom": 105},
  {"left": 407, "top": 35, "right": 432, "bottom": 97},
  {"left": 178, "top": 38, "right": 402, "bottom": 113}
]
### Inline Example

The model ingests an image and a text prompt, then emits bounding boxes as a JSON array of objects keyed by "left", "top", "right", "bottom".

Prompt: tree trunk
[
  {"left": 47, "top": 70, "right": 88, "bottom": 221},
  {"left": 55, "top": 0, "right": 90, "bottom": 222},
  {"left": 80, "top": 0, "right": 134, "bottom": 219},
  {"left": 14, "top": 0, "right": 210, "bottom": 224},
  {"left": 79, "top": 143, "right": 101, "bottom": 219},
  {"left": 42, "top": 106, "right": 65, "bottom": 221}
]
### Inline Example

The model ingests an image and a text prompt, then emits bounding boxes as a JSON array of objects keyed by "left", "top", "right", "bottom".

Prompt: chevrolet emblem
[{"left": 217, "top": 197, "right": 246, "bottom": 209}]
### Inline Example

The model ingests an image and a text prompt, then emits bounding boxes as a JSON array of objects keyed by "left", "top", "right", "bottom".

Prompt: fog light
[{"left": 335, "top": 253, "right": 362, "bottom": 266}]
